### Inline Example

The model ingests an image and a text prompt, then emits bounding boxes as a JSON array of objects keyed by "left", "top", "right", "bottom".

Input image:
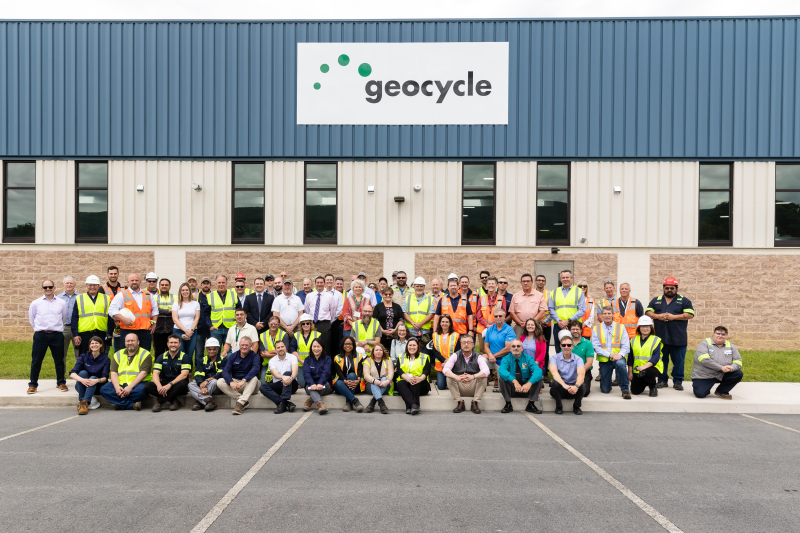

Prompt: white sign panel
[{"left": 296, "top": 42, "right": 509, "bottom": 125}]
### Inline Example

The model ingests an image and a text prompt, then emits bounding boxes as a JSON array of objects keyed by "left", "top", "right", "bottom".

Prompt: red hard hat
[
  {"left": 663, "top": 276, "right": 678, "bottom": 286},
  {"left": 235, "top": 272, "right": 246, "bottom": 280}
]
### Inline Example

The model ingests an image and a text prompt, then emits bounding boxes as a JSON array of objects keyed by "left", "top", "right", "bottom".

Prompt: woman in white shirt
[{"left": 172, "top": 283, "right": 200, "bottom": 358}]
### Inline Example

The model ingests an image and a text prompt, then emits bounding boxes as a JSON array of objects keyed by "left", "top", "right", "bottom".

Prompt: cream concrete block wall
[
  {"left": 572, "top": 161, "right": 699, "bottom": 248},
  {"left": 733, "top": 162, "right": 775, "bottom": 249},
  {"left": 265, "top": 161, "right": 304, "bottom": 246},
  {"left": 617, "top": 250, "right": 651, "bottom": 303},
  {"left": 496, "top": 161, "right": 538, "bottom": 247},
  {"left": 36, "top": 160, "right": 75, "bottom": 244}
]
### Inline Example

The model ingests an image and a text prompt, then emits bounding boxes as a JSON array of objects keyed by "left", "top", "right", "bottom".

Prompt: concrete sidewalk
[{"left": 3, "top": 379, "right": 800, "bottom": 413}]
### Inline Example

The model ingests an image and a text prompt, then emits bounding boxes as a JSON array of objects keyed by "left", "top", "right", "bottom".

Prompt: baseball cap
[
  {"left": 357, "top": 271, "right": 368, "bottom": 278},
  {"left": 283, "top": 278, "right": 293, "bottom": 285},
  {"left": 265, "top": 274, "right": 275, "bottom": 280},
  {"left": 200, "top": 277, "right": 211, "bottom": 283},
  {"left": 187, "top": 276, "right": 197, "bottom": 281}
]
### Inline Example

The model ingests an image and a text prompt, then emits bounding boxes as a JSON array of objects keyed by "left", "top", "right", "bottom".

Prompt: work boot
[
  {"left": 656, "top": 382, "right": 667, "bottom": 389},
  {"left": 366, "top": 399, "right": 377, "bottom": 413},
  {"left": 471, "top": 401, "right": 481, "bottom": 414},
  {"left": 453, "top": 400, "right": 465, "bottom": 413},
  {"left": 343, "top": 400, "right": 352, "bottom": 412},
  {"left": 27, "top": 386, "right": 37, "bottom": 394},
  {"left": 132, "top": 401, "right": 142, "bottom": 411},
  {"left": 58, "top": 384, "right": 69, "bottom": 392},
  {"left": 232, "top": 401, "right": 245, "bottom": 415},
  {"left": 77, "top": 400, "right": 89, "bottom": 415},
  {"left": 170, "top": 400, "right": 181, "bottom": 411},
  {"left": 611, "top": 379, "right": 620, "bottom": 387},
  {"left": 411, "top": 404, "right": 421, "bottom": 415},
  {"left": 192, "top": 401, "right": 205, "bottom": 411},
  {"left": 673, "top": 382, "right": 684, "bottom": 391},
  {"left": 594, "top": 374, "right": 601, "bottom": 382},
  {"left": 714, "top": 391, "right": 733, "bottom": 400},
  {"left": 501, "top": 402, "right": 513, "bottom": 414},
  {"left": 204, "top": 399, "right": 217, "bottom": 412},
  {"left": 622, "top": 391, "right": 632, "bottom": 400},
  {"left": 378, "top": 399, "right": 389, "bottom": 414},
  {"left": 649, "top": 387, "right": 658, "bottom": 397},
  {"left": 352, "top": 398, "right": 364, "bottom": 413},
  {"left": 316, "top": 401, "right": 328, "bottom": 415},
  {"left": 152, "top": 402, "right": 162, "bottom": 413},
  {"left": 286, "top": 401, "right": 296, "bottom": 412},
  {"left": 303, "top": 398, "right": 315, "bottom": 411},
  {"left": 274, "top": 402, "right": 286, "bottom": 414}
]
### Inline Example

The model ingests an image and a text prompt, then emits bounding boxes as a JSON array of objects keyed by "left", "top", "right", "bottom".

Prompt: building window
[
  {"left": 76, "top": 162, "right": 108, "bottom": 243},
  {"left": 232, "top": 162, "right": 265, "bottom": 243},
  {"left": 775, "top": 163, "right": 800, "bottom": 247},
  {"left": 536, "top": 163, "right": 570, "bottom": 245},
  {"left": 3, "top": 161, "right": 36, "bottom": 243},
  {"left": 698, "top": 163, "right": 732, "bottom": 246},
  {"left": 304, "top": 162, "right": 337, "bottom": 244},
  {"left": 462, "top": 163, "right": 496, "bottom": 245}
]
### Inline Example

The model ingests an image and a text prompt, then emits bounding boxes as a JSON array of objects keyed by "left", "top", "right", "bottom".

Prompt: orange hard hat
[
  {"left": 235, "top": 272, "right": 246, "bottom": 280},
  {"left": 663, "top": 276, "right": 678, "bottom": 286}
]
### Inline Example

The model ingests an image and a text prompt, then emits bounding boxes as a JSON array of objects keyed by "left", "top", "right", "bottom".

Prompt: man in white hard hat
[
  {"left": 402, "top": 277, "right": 435, "bottom": 341},
  {"left": 627, "top": 316, "right": 663, "bottom": 397},
  {"left": 108, "top": 273, "right": 158, "bottom": 352},
  {"left": 145, "top": 272, "right": 159, "bottom": 294},
  {"left": 72, "top": 275, "right": 112, "bottom": 354},
  {"left": 188, "top": 337, "right": 224, "bottom": 411}
]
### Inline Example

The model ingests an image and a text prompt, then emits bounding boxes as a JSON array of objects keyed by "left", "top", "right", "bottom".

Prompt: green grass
[{"left": 1, "top": 341, "right": 799, "bottom": 382}]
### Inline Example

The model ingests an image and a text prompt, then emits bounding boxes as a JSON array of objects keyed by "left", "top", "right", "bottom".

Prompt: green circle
[
  {"left": 320, "top": 64, "right": 329, "bottom": 73},
  {"left": 358, "top": 63, "right": 372, "bottom": 77},
  {"left": 313, "top": 82, "right": 321, "bottom": 90},
  {"left": 338, "top": 54, "right": 350, "bottom": 66}
]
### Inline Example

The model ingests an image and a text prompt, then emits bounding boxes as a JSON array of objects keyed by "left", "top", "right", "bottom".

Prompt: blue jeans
[
  {"left": 693, "top": 370, "right": 744, "bottom": 398},
  {"left": 333, "top": 372, "right": 359, "bottom": 402},
  {"left": 260, "top": 371, "right": 298, "bottom": 406},
  {"left": 436, "top": 370, "right": 448, "bottom": 390},
  {"left": 659, "top": 344, "right": 687, "bottom": 384},
  {"left": 210, "top": 328, "right": 228, "bottom": 348},
  {"left": 365, "top": 380, "right": 390, "bottom": 400},
  {"left": 173, "top": 328, "right": 198, "bottom": 360},
  {"left": 599, "top": 358, "right": 630, "bottom": 393},
  {"left": 195, "top": 331, "right": 208, "bottom": 361},
  {"left": 74, "top": 370, "right": 100, "bottom": 401},
  {"left": 99, "top": 382, "right": 147, "bottom": 410}
]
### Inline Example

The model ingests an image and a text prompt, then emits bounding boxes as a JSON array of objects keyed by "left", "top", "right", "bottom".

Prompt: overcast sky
[{"left": 3, "top": 0, "right": 799, "bottom": 20}]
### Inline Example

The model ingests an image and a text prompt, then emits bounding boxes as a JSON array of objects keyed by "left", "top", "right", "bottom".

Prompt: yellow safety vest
[
  {"left": 332, "top": 354, "right": 365, "bottom": 390},
  {"left": 156, "top": 293, "right": 176, "bottom": 312},
  {"left": 293, "top": 331, "right": 321, "bottom": 366},
  {"left": 397, "top": 353, "right": 430, "bottom": 382},
  {"left": 352, "top": 318, "right": 380, "bottom": 354},
  {"left": 404, "top": 293, "right": 433, "bottom": 331},
  {"left": 593, "top": 322, "right": 624, "bottom": 363},
  {"left": 259, "top": 329, "right": 287, "bottom": 368},
  {"left": 631, "top": 335, "right": 664, "bottom": 374},
  {"left": 76, "top": 293, "right": 110, "bottom": 333},
  {"left": 553, "top": 286, "right": 582, "bottom": 322},
  {"left": 114, "top": 348, "right": 152, "bottom": 386},
  {"left": 207, "top": 290, "right": 238, "bottom": 328}
]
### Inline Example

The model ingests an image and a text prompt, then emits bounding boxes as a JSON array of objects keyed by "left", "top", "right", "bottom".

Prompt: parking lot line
[
  {"left": 741, "top": 414, "right": 800, "bottom": 434},
  {"left": 190, "top": 411, "right": 313, "bottom": 533},
  {"left": 525, "top": 413, "right": 684, "bottom": 533},
  {"left": 0, "top": 415, "right": 79, "bottom": 442}
]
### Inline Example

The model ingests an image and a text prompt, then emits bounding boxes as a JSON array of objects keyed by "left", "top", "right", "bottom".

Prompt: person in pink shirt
[{"left": 519, "top": 318, "right": 547, "bottom": 373}]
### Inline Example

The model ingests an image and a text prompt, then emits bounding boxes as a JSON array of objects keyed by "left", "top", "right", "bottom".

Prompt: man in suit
[{"left": 243, "top": 277, "right": 275, "bottom": 337}]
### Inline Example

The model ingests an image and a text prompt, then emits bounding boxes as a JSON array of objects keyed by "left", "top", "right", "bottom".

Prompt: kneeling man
[
  {"left": 549, "top": 330, "right": 586, "bottom": 415},
  {"left": 691, "top": 326, "right": 743, "bottom": 400}
]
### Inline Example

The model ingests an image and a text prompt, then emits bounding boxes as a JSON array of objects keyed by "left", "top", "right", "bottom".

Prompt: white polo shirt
[
  {"left": 271, "top": 293, "right": 304, "bottom": 326},
  {"left": 269, "top": 353, "right": 299, "bottom": 377}
]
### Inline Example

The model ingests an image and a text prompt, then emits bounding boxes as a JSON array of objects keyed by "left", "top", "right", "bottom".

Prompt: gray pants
[
  {"left": 188, "top": 380, "right": 219, "bottom": 405},
  {"left": 304, "top": 382, "right": 332, "bottom": 403},
  {"left": 499, "top": 376, "right": 542, "bottom": 402}
]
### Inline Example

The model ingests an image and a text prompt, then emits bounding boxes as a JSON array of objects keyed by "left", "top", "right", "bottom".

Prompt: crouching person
[
  {"left": 99, "top": 333, "right": 152, "bottom": 411},
  {"left": 189, "top": 337, "right": 224, "bottom": 412},
  {"left": 145, "top": 335, "right": 192, "bottom": 412},
  {"left": 628, "top": 316, "right": 663, "bottom": 397},
  {"left": 260, "top": 339, "right": 300, "bottom": 414},
  {"left": 217, "top": 336, "right": 260, "bottom": 415},
  {"left": 549, "top": 330, "right": 586, "bottom": 415},
  {"left": 691, "top": 326, "right": 743, "bottom": 400},
  {"left": 498, "top": 339, "right": 543, "bottom": 414}
]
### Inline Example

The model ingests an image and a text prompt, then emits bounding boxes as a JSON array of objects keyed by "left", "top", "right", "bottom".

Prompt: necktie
[
  {"left": 257, "top": 294, "right": 262, "bottom": 314},
  {"left": 515, "top": 358, "right": 523, "bottom": 381},
  {"left": 314, "top": 293, "right": 321, "bottom": 321}
]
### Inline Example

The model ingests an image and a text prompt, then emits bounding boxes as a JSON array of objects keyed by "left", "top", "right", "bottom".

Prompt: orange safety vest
[
  {"left": 461, "top": 289, "right": 478, "bottom": 315},
  {"left": 120, "top": 288, "right": 153, "bottom": 330},
  {"left": 537, "top": 289, "right": 552, "bottom": 326},
  {"left": 439, "top": 295, "right": 469, "bottom": 335},
  {"left": 478, "top": 293, "right": 505, "bottom": 334},
  {"left": 581, "top": 297, "right": 594, "bottom": 337},
  {"left": 433, "top": 332, "right": 460, "bottom": 372},
  {"left": 596, "top": 296, "right": 617, "bottom": 315},
  {"left": 614, "top": 297, "right": 639, "bottom": 339}
]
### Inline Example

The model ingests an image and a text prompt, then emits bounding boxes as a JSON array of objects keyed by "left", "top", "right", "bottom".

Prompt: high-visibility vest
[
  {"left": 478, "top": 293, "right": 505, "bottom": 334},
  {"left": 614, "top": 297, "right": 639, "bottom": 339},
  {"left": 631, "top": 335, "right": 664, "bottom": 374},
  {"left": 120, "top": 289, "right": 154, "bottom": 330},
  {"left": 76, "top": 293, "right": 110, "bottom": 333},
  {"left": 361, "top": 356, "right": 395, "bottom": 395},
  {"left": 581, "top": 297, "right": 595, "bottom": 338},
  {"left": 537, "top": 289, "right": 552, "bottom": 326},
  {"left": 461, "top": 290, "right": 478, "bottom": 315},
  {"left": 553, "top": 286, "right": 582, "bottom": 322},
  {"left": 259, "top": 329, "right": 287, "bottom": 369},
  {"left": 293, "top": 331, "right": 320, "bottom": 366},
  {"left": 156, "top": 293, "right": 176, "bottom": 312},
  {"left": 352, "top": 318, "right": 380, "bottom": 354},
  {"left": 194, "top": 354, "right": 224, "bottom": 381},
  {"left": 397, "top": 353, "right": 430, "bottom": 381},
  {"left": 592, "top": 322, "right": 624, "bottom": 363},
  {"left": 103, "top": 282, "right": 126, "bottom": 297},
  {"left": 478, "top": 286, "right": 488, "bottom": 298},
  {"left": 207, "top": 290, "right": 238, "bottom": 329},
  {"left": 114, "top": 348, "right": 152, "bottom": 385},
  {"left": 596, "top": 296, "right": 617, "bottom": 316},
  {"left": 332, "top": 354, "right": 365, "bottom": 391},
  {"left": 440, "top": 295, "right": 469, "bottom": 335},
  {"left": 404, "top": 293, "right": 433, "bottom": 332},
  {"left": 433, "top": 332, "right": 459, "bottom": 372}
]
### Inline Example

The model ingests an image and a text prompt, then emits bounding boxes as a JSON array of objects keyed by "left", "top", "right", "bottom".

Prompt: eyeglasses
[
  {"left": 578, "top": 285, "right": 587, "bottom": 289},
  {"left": 560, "top": 343, "right": 573, "bottom": 347},
  {"left": 42, "top": 285, "right": 54, "bottom": 289}
]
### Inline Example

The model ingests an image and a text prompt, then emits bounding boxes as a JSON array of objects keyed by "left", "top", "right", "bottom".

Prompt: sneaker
[
  {"left": 366, "top": 399, "right": 377, "bottom": 413},
  {"left": 274, "top": 402, "right": 287, "bottom": 414},
  {"left": 316, "top": 401, "right": 328, "bottom": 415},
  {"left": 673, "top": 382, "right": 684, "bottom": 391},
  {"left": 343, "top": 400, "right": 352, "bottom": 412},
  {"left": 303, "top": 398, "right": 314, "bottom": 411},
  {"left": 132, "top": 401, "right": 142, "bottom": 411},
  {"left": 204, "top": 399, "right": 217, "bottom": 412},
  {"left": 192, "top": 401, "right": 205, "bottom": 411},
  {"left": 656, "top": 382, "right": 667, "bottom": 389},
  {"left": 89, "top": 397, "right": 101, "bottom": 410},
  {"left": 378, "top": 399, "right": 389, "bottom": 414},
  {"left": 233, "top": 401, "right": 245, "bottom": 415},
  {"left": 406, "top": 408, "right": 412, "bottom": 415},
  {"left": 152, "top": 402, "right": 162, "bottom": 412},
  {"left": 573, "top": 407, "right": 583, "bottom": 415},
  {"left": 501, "top": 402, "right": 513, "bottom": 414},
  {"left": 714, "top": 391, "right": 733, "bottom": 400},
  {"left": 649, "top": 387, "right": 658, "bottom": 397},
  {"left": 286, "top": 401, "right": 296, "bottom": 412},
  {"left": 352, "top": 398, "right": 364, "bottom": 413},
  {"left": 77, "top": 400, "right": 89, "bottom": 415}
]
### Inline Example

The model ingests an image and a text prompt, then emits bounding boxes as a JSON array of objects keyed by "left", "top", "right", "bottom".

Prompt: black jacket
[{"left": 243, "top": 291, "right": 275, "bottom": 334}]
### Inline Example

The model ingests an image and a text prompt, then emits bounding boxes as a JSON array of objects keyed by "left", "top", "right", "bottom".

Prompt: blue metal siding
[{"left": 1, "top": 18, "right": 799, "bottom": 159}]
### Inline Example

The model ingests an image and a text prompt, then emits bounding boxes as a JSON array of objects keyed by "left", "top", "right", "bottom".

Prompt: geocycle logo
[{"left": 297, "top": 42, "right": 509, "bottom": 125}]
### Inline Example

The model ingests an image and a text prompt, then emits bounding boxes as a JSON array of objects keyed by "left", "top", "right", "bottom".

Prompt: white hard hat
[
  {"left": 447, "top": 272, "right": 458, "bottom": 280},
  {"left": 558, "top": 329, "right": 573, "bottom": 342},
  {"left": 413, "top": 277, "right": 426, "bottom": 285},
  {"left": 118, "top": 308, "right": 136, "bottom": 322},
  {"left": 205, "top": 337, "right": 220, "bottom": 348},
  {"left": 145, "top": 272, "right": 158, "bottom": 280},
  {"left": 85, "top": 275, "right": 101, "bottom": 284},
  {"left": 299, "top": 313, "right": 314, "bottom": 323},
  {"left": 637, "top": 316, "right": 654, "bottom": 327}
]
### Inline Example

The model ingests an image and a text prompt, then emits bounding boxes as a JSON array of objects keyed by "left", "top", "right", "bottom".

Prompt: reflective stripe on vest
[
  {"left": 405, "top": 293, "right": 433, "bottom": 331},
  {"left": 433, "top": 332, "right": 459, "bottom": 372},
  {"left": 259, "top": 330, "right": 287, "bottom": 367},
  {"left": 397, "top": 353, "right": 429, "bottom": 381},
  {"left": 596, "top": 297, "right": 617, "bottom": 316},
  {"left": 478, "top": 293, "right": 504, "bottom": 334},
  {"left": 332, "top": 354, "right": 365, "bottom": 390},
  {"left": 207, "top": 290, "right": 237, "bottom": 328},
  {"left": 121, "top": 288, "right": 153, "bottom": 330},
  {"left": 353, "top": 318, "right": 380, "bottom": 354},
  {"left": 614, "top": 297, "right": 639, "bottom": 338},
  {"left": 538, "top": 289, "right": 552, "bottom": 325},
  {"left": 631, "top": 335, "right": 664, "bottom": 374},
  {"left": 294, "top": 331, "right": 320, "bottom": 365},
  {"left": 156, "top": 293, "right": 176, "bottom": 312},
  {"left": 553, "top": 286, "right": 581, "bottom": 321},
  {"left": 114, "top": 347, "right": 152, "bottom": 385},
  {"left": 76, "top": 293, "right": 110, "bottom": 333},
  {"left": 440, "top": 296, "right": 468, "bottom": 334},
  {"left": 581, "top": 298, "right": 594, "bottom": 337},
  {"left": 593, "top": 322, "right": 624, "bottom": 362}
]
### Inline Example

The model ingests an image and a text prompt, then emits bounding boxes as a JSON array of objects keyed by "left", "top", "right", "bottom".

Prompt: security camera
[{"left": 551, "top": 247, "right": 560, "bottom": 254}]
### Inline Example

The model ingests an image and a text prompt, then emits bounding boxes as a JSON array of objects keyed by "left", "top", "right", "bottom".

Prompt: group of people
[{"left": 27, "top": 267, "right": 744, "bottom": 415}]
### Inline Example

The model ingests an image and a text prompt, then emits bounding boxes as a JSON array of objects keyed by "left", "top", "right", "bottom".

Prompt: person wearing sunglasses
[
  {"left": 549, "top": 330, "right": 586, "bottom": 415},
  {"left": 477, "top": 270, "right": 490, "bottom": 298},
  {"left": 27, "top": 280, "right": 70, "bottom": 394}
]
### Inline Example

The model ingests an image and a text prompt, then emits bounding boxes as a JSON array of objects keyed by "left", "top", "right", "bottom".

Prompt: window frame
[
  {"left": 231, "top": 161, "right": 266, "bottom": 245},
  {"left": 698, "top": 162, "right": 733, "bottom": 247},
  {"left": 74, "top": 160, "right": 109, "bottom": 244},
  {"left": 303, "top": 161, "right": 338, "bottom": 245},
  {"left": 461, "top": 161, "right": 497, "bottom": 246},
  {"left": 3, "top": 160, "right": 36, "bottom": 243},
  {"left": 774, "top": 162, "right": 800, "bottom": 248},
  {"left": 535, "top": 162, "right": 571, "bottom": 246}
]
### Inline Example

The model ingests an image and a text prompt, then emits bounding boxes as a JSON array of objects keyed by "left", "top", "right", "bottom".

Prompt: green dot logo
[
  {"left": 313, "top": 82, "right": 321, "bottom": 90},
  {"left": 320, "top": 64, "right": 329, "bottom": 73},
  {"left": 338, "top": 54, "right": 350, "bottom": 66},
  {"left": 358, "top": 63, "right": 372, "bottom": 77}
]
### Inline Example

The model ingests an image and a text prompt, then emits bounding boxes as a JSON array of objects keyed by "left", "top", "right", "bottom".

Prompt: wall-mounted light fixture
[
  {"left": 367, "top": 186, "right": 375, "bottom": 193},
  {"left": 613, "top": 186, "right": 622, "bottom": 194},
  {"left": 136, "top": 184, "right": 144, "bottom": 192},
  {"left": 394, "top": 196, "right": 405, "bottom": 203},
  {"left": 413, "top": 184, "right": 422, "bottom": 192},
  {"left": 192, "top": 182, "right": 202, "bottom": 191}
]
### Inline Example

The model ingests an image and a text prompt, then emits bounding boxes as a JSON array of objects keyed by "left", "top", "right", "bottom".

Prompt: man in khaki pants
[
  {"left": 217, "top": 336, "right": 260, "bottom": 415},
  {"left": 443, "top": 334, "right": 490, "bottom": 414}
]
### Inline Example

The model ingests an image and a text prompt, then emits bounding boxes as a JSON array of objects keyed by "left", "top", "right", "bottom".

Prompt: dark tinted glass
[
  {"left": 463, "top": 164, "right": 495, "bottom": 189},
  {"left": 233, "top": 191, "right": 264, "bottom": 240},
  {"left": 775, "top": 191, "right": 800, "bottom": 243},
  {"left": 537, "top": 165, "right": 569, "bottom": 189},
  {"left": 699, "top": 165, "right": 730, "bottom": 189},
  {"left": 537, "top": 190, "right": 569, "bottom": 242},
  {"left": 305, "top": 190, "right": 337, "bottom": 240},
  {"left": 78, "top": 163, "right": 107, "bottom": 188},
  {"left": 5, "top": 189, "right": 35, "bottom": 238},
  {"left": 6, "top": 162, "right": 35, "bottom": 187},
  {"left": 698, "top": 191, "right": 730, "bottom": 242},
  {"left": 776, "top": 164, "right": 800, "bottom": 189},
  {"left": 234, "top": 164, "right": 264, "bottom": 188},
  {"left": 77, "top": 189, "right": 108, "bottom": 239},
  {"left": 306, "top": 164, "right": 337, "bottom": 188},
  {"left": 462, "top": 190, "right": 494, "bottom": 241}
]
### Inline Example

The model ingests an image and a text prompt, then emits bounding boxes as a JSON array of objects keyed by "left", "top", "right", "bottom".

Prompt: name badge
[
  {"left": 353, "top": 312, "right": 361, "bottom": 318},
  {"left": 724, "top": 349, "right": 732, "bottom": 355}
]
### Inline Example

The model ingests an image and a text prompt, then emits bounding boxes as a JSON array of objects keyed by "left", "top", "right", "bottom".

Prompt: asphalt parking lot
[{"left": 0, "top": 408, "right": 798, "bottom": 533}]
